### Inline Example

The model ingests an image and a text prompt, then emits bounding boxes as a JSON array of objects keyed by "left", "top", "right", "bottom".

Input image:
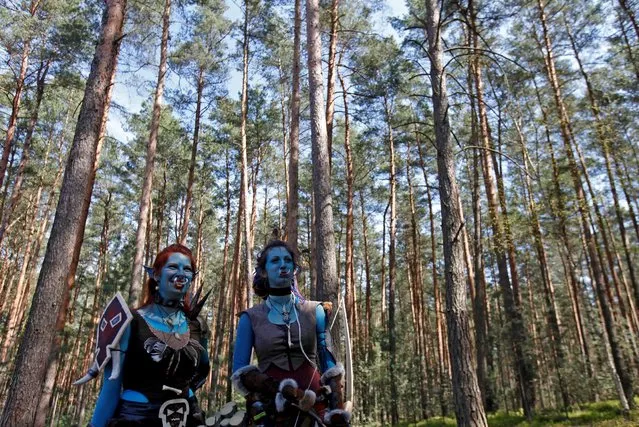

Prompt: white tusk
[{"left": 162, "top": 385, "right": 182, "bottom": 395}]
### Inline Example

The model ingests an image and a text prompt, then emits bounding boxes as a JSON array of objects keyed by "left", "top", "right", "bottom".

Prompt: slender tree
[
  {"left": 306, "top": 0, "right": 341, "bottom": 354},
  {"left": 0, "top": 0, "right": 127, "bottom": 422},
  {"left": 422, "top": 0, "right": 488, "bottom": 424},
  {"left": 129, "top": 0, "right": 171, "bottom": 305},
  {"left": 285, "top": 0, "right": 302, "bottom": 253}
]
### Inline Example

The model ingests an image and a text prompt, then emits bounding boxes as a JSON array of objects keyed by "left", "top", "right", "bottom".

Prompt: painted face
[
  {"left": 264, "top": 246, "right": 295, "bottom": 289},
  {"left": 156, "top": 252, "right": 194, "bottom": 302}
]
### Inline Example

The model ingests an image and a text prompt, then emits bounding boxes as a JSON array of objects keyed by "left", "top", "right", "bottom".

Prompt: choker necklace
[
  {"left": 153, "top": 292, "right": 184, "bottom": 309},
  {"left": 268, "top": 286, "right": 292, "bottom": 296}
]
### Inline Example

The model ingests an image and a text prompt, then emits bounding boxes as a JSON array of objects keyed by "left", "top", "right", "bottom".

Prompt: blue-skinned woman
[
  {"left": 76, "top": 244, "right": 210, "bottom": 427},
  {"left": 231, "top": 240, "right": 351, "bottom": 426}
]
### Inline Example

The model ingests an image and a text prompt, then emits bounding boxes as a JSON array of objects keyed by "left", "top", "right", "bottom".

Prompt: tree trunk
[
  {"left": 463, "top": 64, "right": 495, "bottom": 411},
  {"left": 618, "top": 0, "right": 639, "bottom": 42},
  {"left": 423, "top": 0, "right": 487, "bottom": 424},
  {"left": 406, "top": 137, "right": 429, "bottom": 419},
  {"left": 566, "top": 21, "right": 639, "bottom": 315},
  {"left": 338, "top": 71, "right": 358, "bottom": 350},
  {"left": 470, "top": 0, "right": 536, "bottom": 416},
  {"left": 306, "top": 0, "right": 340, "bottom": 354},
  {"left": 0, "top": 61, "right": 49, "bottom": 248},
  {"left": 616, "top": 9, "right": 639, "bottom": 81},
  {"left": 325, "top": 0, "right": 339, "bottom": 171},
  {"left": 208, "top": 148, "right": 232, "bottom": 408},
  {"left": 536, "top": 0, "right": 635, "bottom": 409},
  {"left": 382, "top": 96, "right": 399, "bottom": 424},
  {"left": 285, "top": 0, "right": 301, "bottom": 253},
  {"left": 0, "top": 0, "right": 39, "bottom": 195},
  {"left": 240, "top": 0, "right": 253, "bottom": 300},
  {"left": 515, "top": 116, "right": 569, "bottom": 408},
  {"left": 130, "top": 0, "right": 170, "bottom": 305},
  {"left": 416, "top": 141, "right": 449, "bottom": 417},
  {"left": 179, "top": 67, "right": 204, "bottom": 245},
  {"left": 0, "top": 1, "right": 126, "bottom": 423}
]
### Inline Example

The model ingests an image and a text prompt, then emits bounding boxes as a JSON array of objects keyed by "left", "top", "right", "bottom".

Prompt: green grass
[{"left": 396, "top": 400, "right": 639, "bottom": 426}]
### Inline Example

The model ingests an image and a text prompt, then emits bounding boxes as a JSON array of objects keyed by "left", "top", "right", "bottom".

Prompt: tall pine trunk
[
  {"left": 306, "top": 0, "right": 340, "bottom": 354},
  {"left": 0, "top": 1, "right": 126, "bottom": 423},
  {"left": 0, "top": 61, "right": 49, "bottom": 248},
  {"left": 179, "top": 67, "right": 204, "bottom": 244},
  {"left": 339, "top": 71, "right": 358, "bottom": 350},
  {"left": 130, "top": 0, "right": 171, "bottom": 305},
  {"left": 285, "top": 0, "right": 301, "bottom": 253},
  {"left": 383, "top": 96, "right": 399, "bottom": 424},
  {"left": 239, "top": 0, "right": 253, "bottom": 301},
  {"left": 424, "top": 0, "right": 487, "bottom": 424},
  {"left": 536, "top": 0, "right": 635, "bottom": 409},
  {"left": 325, "top": 0, "right": 339, "bottom": 171},
  {"left": 0, "top": 0, "right": 40, "bottom": 194},
  {"left": 469, "top": 0, "right": 536, "bottom": 416},
  {"left": 565, "top": 21, "right": 639, "bottom": 313}
]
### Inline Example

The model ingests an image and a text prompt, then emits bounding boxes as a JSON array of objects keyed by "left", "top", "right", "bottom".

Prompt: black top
[{"left": 121, "top": 310, "right": 206, "bottom": 400}]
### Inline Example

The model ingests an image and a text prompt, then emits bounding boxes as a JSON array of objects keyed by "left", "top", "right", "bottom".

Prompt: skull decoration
[{"left": 158, "top": 398, "right": 190, "bottom": 427}]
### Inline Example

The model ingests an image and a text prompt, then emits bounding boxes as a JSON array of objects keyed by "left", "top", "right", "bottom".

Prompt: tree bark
[
  {"left": 325, "top": 0, "right": 339, "bottom": 171},
  {"left": 416, "top": 141, "right": 448, "bottom": 417},
  {"left": 469, "top": 0, "right": 536, "bottom": 416},
  {"left": 285, "top": 0, "right": 301, "bottom": 254},
  {"left": 424, "top": 0, "right": 487, "bottom": 424},
  {"left": 0, "top": 0, "right": 39, "bottom": 195},
  {"left": 338, "top": 71, "right": 358, "bottom": 350},
  {"left": 0, "top": 1, "right": 126, "bottom": 423},
  {"left": 0, "top": 60, "right": 49, "bottom": 248},
  {"left": 240, "top": 0, "right": 253, "bottom": 301},
  {"left": 208, "top": 148, "right": 232, "bottom": 408},
  {"left": 515, "top": 115, "right": 569, "bottom": 408},
  {"left": 618, "top": 0, "right": 639, "bottom": 42},
  {"left": 536, "top": 0, "right": 635, "bottom": 409},
  {"left": 306, "top": 0, "right": 340, "bottom": 355},
  {"left": 382, "top": 96, "right": 399, "bottom": 424},
  {"left": 463, "top": 62, "right": 495, "bottom": 411},
  {"left": 566, "top": 21, "right": 639, "bottom": 315},
  {"left": 179, "top": 67, "right": 204, "bottom": 245},
  {"left": 130, "top": 0, "right": 170, "bottom": 305},
  {"left": 406, "top": 137, "right": 429, "bottom": 419}
]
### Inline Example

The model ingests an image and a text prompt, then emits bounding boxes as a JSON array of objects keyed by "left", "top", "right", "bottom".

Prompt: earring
[{"left": 155, "top": 285, "right": 159, "bottom": 291}]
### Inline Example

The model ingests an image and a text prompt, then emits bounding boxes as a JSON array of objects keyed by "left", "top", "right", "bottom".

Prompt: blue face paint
[
  {"left": 156, "top": 252, "right": 194, "bottom": 302},
  {"left": 264, "top": 246, "right": 294, "bottom": 289}
]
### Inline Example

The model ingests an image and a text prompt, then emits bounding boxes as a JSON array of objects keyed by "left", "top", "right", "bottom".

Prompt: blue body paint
[
  {"left": 90, "top": 252, "right": 200, "bottom": 425},
  {"left": 232, "top": 297, "right": 336, "bottom": 375}
]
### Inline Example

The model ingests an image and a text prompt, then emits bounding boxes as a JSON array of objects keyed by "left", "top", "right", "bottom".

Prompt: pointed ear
[
  {"left": 144, "top": 266, "right": 155, "bottom": 278},
  {"left": 193, "top": 270, "right": 200, "bottom": 278}
]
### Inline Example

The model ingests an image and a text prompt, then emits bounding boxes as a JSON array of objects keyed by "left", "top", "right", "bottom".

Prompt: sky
[{"left": 106, "top": 0, "right": 409, "bottom": 144}]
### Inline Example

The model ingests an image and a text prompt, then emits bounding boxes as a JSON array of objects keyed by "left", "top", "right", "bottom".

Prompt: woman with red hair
[{"left": 79, "top": 244, "right": 210, "bottom": 426}]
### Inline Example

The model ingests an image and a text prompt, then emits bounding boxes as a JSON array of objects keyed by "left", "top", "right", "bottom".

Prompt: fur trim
[
  {"left": 299, "top": 390, "right": 316, "bottom": 412},
  {"left": 324, "top": 408, "right": 352, "bottom": 425},
  {"left": 278, "top": 378, "right": 298, "bottom": 392},
  {"left": 230, "top": 365, "right": 260, "bottom": 396},
  {"left": 275, "top": 392, "right": 288, "bottom": 412},
  {"left": 321, "top": 363, "right": 345, "bottom": 385}
]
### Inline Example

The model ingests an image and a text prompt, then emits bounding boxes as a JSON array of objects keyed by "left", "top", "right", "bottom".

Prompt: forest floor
[{"left": 397, "top": 400, "right": 639, "bottom": 426}]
